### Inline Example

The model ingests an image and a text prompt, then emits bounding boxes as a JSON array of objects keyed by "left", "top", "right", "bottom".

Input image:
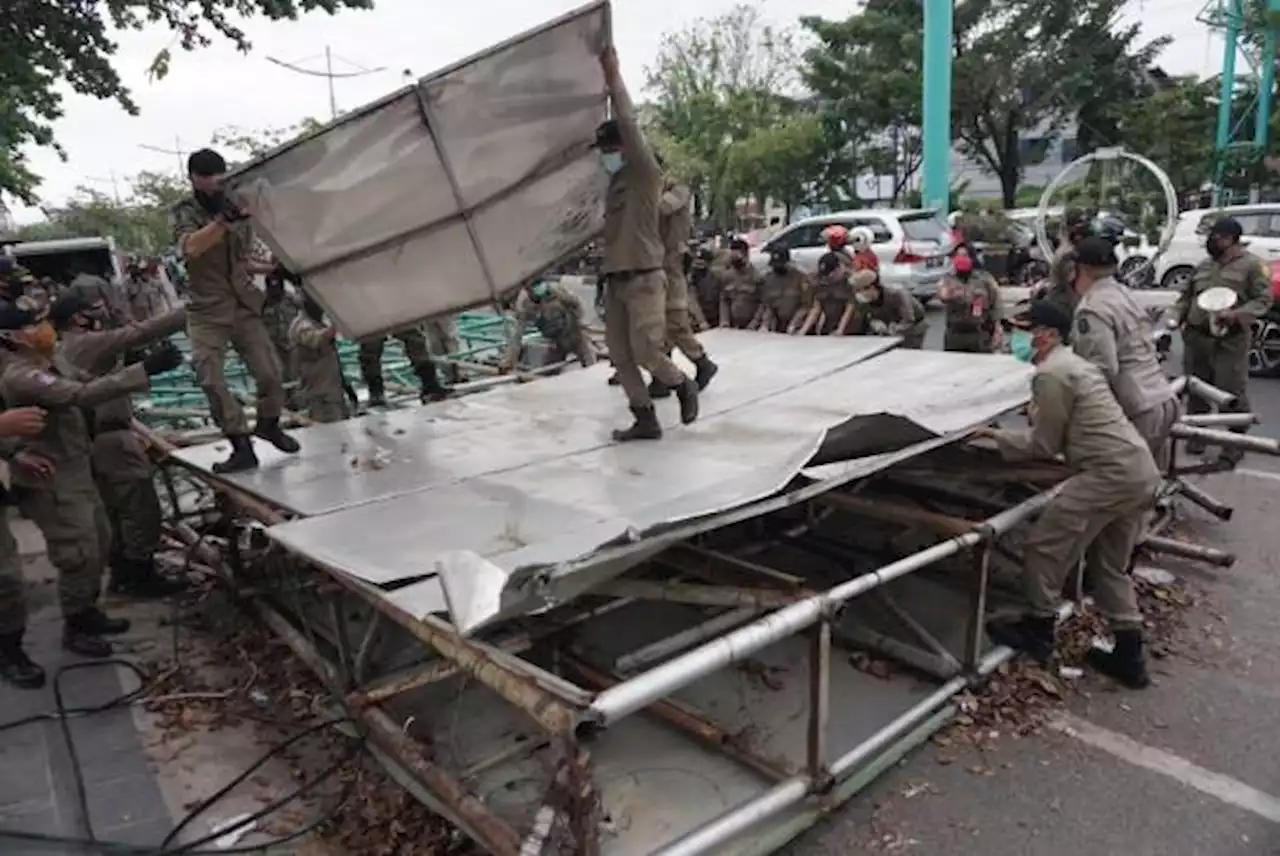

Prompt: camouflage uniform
[
  {"left": 503, "top": 283, "right": 596, "bottom": 368},
  {"left": 289, "top": 314, "right": 351, "bottom": 423},
  {"left": 857, "top": 283, "right": 929, "bottom": 348}
]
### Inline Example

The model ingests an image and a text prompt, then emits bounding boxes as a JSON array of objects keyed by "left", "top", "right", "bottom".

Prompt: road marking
[
  {"left": 1235, "top": 467, "right": 1280, "bottom": 484},
  {"left": 1049, "top": 713, "right": 1280, "bottom": 824}
]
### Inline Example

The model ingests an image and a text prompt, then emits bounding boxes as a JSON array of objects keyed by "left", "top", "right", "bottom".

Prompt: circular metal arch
[{"left": 1035, "top": 147, "right": 1179, "bottom": 287}]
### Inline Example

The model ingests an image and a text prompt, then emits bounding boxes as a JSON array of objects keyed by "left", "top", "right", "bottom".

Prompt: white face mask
[
  {"left": 854, "top": 290, "right": 874, "bottom": 304},
  {"left": 601, "top": 152, "right": 624, "bottom": 174}
]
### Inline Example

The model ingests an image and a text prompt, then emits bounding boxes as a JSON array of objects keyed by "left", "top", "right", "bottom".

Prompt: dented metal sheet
[
  {"left": 224, "top": 2, "right": 612, "bottom": 339},
  {"left": 172, "top": 330, "right": 896, "bottom": 516},
  {"left": 251, "top": 339, "right": 1032, "bottom": 634}
]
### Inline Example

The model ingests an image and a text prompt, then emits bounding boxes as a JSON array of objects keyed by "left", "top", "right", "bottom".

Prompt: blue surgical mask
[
  {"left": 601, "top": 152, "right": 624, "bottom": 174},
  {"left": 1010, "top": 330, "right": 1035, "bottom": 362},
  {"left": 531, "top": 283, "right": 549, "bottom": 300}
]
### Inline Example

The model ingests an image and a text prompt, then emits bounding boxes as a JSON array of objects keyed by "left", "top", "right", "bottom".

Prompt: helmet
[
  {"left": 849, "top": 226, "right": 875, "bottom": 251},
  {"left": 823, "top": 225, "right": 849, "bottom": 248}
]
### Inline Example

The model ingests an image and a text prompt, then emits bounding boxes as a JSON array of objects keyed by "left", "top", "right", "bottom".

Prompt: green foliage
[
  {"left": 0, "top": 0, "right": 370, "bottom": 202},
  {"left": 1101, "top": 76, "right": 1218, "bottom": 194},
  {"left": 13, "top": 170, "right": 188, "bottom": 252},
  {"left": 211, "top": 118, "right": 327, "bottom": 164},
  {"left": 723, "top": 114, "right": 827, "bottom": 218},
  {"left": 643, "top": 3, "right": 809, "bottom": 223}
]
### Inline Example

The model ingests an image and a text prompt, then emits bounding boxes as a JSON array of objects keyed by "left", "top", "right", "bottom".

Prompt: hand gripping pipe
[{"left": 577, "top": 488, "right": 1059, "bottom": 734}]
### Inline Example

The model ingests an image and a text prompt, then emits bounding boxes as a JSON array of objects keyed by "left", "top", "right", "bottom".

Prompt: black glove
[
  {"left": 122, "top": 349, "right": 146, "bottom": 366},
  {"left": 142, "top": 342, "right": 183, "bottom": 376},
  {"left": 271, "top": 262, "right": 301, "bottom": 287},
  {"left": 219, "top": 194, "right": 250, "bottom": 223}
]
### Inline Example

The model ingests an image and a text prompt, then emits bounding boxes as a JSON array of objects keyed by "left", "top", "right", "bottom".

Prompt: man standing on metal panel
[
  {"left": 1170, "top": 216, "right": 1274, "bottom": 465},
  {"left": 170, "top": 148, "right": 299, "bottom": 473},
  {"left": 652, "top": 163, "right": 717, "bottom": 399},
  {"left": 594, "top": 46, "right": 698, "bottom": 441},
  {"left": 358, "top": 323, "right": 450, "bottom": 407}
]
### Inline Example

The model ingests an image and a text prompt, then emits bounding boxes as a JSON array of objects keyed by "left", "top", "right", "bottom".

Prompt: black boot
[
  {"left": 694, "top": 355, "right": 719, "bottom": 391},
  {"left": 254, "top": 417, "right": 300, "bottom": 454},
  {"left": 63, "top": 608, "right": 130, "bottom": 658},
  {"left": 112, "top": 558, "right": 188, "bottom": 599},
  {"left": 0, "top": 632, "right": 45, "bottom": 689},
  {"left": 674, "top": 377, "right": 699, "bottom": 425},
  {"left": 647, "top": 377, "right": 672, "bottom": 399},
  {"left": 212, "top": 435, "right": 259, "bottom": 474},
  {"left": 607, "top": 373, "right": 622, "bottom": 386},
  {"left": 612, "top": 406, "right": 662, "bottom": 442},
  {"left": 986, "top": 615, "right": 1056, "bottom": 665},
  {"left": 417, "top": 364, "right": 450, "bottom": 403},
  {"left": 107, "top": 544, "right": 129, "bottom": 594},
  {"left": 366, "top": 376, "right": 387, "bottom": 408},
  {"left": 1086, "top": 628, "right": 1151, "bottom": 689}
]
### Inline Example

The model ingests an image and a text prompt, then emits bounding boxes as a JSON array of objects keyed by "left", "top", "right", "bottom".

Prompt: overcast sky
[{"left": 8, "top": 0, "right": 1219, "bottom": 223}]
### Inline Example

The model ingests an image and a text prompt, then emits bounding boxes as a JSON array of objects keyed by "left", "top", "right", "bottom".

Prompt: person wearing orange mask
[{"left": 0, "top": 296, "right": 182, "bottom": 660}]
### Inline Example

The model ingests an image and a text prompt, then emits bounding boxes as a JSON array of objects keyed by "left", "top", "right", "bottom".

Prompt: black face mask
[
  {"left": 194, "top": 187, "right": 226, "bottom": 216},
  {"left": 770, "top": 262, "right": 788, "bottom": 273},
  {"left": 1205, "top": 238, "right": 1225, "bottom": 259}
]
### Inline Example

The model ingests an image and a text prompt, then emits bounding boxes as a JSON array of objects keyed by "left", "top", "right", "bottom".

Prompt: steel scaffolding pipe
[
  {"left": 1170, "top": 423, "right": 1280, "bottom": 455},
  {"left": 1182, "top": 376, "right": 1240, "bottom": 410},
  {"left": 1178, "top": 412, "right": 1259, "bottom": 428},
  {"left": 647, "top": 645, "right": 1018, "bottom": 856},
  {"left": 579, "top": 488, "right": 1059, "bottom": 733}
]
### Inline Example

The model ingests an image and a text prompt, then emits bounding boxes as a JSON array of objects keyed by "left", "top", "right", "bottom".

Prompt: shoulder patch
[{"left": 1076, "top": 315, "right": 1091, "bottom": 335}]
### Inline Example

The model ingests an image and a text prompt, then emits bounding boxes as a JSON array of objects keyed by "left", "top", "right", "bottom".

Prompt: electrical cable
[{"left": 0, "top": 511, "right": 365, "bottom": 853}]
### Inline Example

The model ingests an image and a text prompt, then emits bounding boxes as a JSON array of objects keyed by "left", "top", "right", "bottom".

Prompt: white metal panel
[{"left": 256, "top": 341, "right": 1032, "bottom": 634}]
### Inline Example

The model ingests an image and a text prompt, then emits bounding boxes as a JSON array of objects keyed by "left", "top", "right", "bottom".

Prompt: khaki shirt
[
  {"left": 504, "top": 283, "right": 585, "bottom": 363},
  {"left": 861, "top": 284, "right": 926, "bottom": 331},
  {"left": 659, "top": 181, "right": 694, "bottom": 279},
  {"left": 1175, "top": 246, "right": 1274, "bottom": 334},
  {"left": 991, "top": 345, "right": 1160, "bottom": 495},
  {"left": 288, "top": 315, "right": 346, "bottom": 404},
  {"left": 1073, "top": 277, "right": 1174, "bottom": 420},
  {"left": 941, "top": 272, "right": 1001, "bottom": 334},
  {"left": 0, "top": 355, "right": 150, "bottom": 489},
  {"left": 170, "top": 196, "right": 264, "bottom": 318},
  {"left": 813, "top": 274, "right": 853, "bottom": 334},
  {"left": 717, "top": 265, "right": 762, "bottom": 328},
  {"left": 758, "top": 266, "right": 812, "bottom": 330},
  {"left": 601, "top": 114, "right": 664, "bottom": 274},
  {"left": 59, "top": 309, "right": 187, "bottom": 481},
  {"left": 124, "top": 275, "right": 172, "bottom": 323}
]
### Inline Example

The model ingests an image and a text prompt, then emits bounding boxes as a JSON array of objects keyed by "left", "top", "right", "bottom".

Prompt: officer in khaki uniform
[
  {"left": 979, "top": 301, "right": 1160, "bottom": 689},
  {"left": 940, "top": 244, "right": 1002, "bottom": 353},
  {"left": 850, "top": 270, "right": 929, "bottom": 348},
  {"left": 655, "top": 171, "right": 717, "bottom": 395},
  {"left": 424, "top": 317, "right": 464, "bottom": 384},
  {"left": 500, "top": 281, "right": 596, "bottom": 372},
  {"left": 595, "top": 46, "right": 699, "bottom": 441},
  {"left": 1040, "top": 211, "right": 1091, "bottom": 316},
  {"left": 1070, "top": 237, "right": 1179, "bottom": 470},
  {"left": 690, "top": 248, "right": 721, "bottom": 329},
  {"left": 262, "top": 269, "right": 302, "bottom": 409},
  {"left": 1171, "top": 216, "right": 1274, "bottom": 463},
  {"left": 0, "top": 404, "right": 52, "bottom": 689},
  {"left": 0, "top": 300, "right": 182, "bottom": 660},
  {"left": 171, "top": 148, "right": 298, "bottom": 473},
  {"left": 358, "top": 323, "right": 450, "bottom": 407},
  {"left": 753, "top": 247, "right": 812, "bottom": 333},
  {"left": 797, "top": 252, "right": 855, "bottom": 336},
  {"left": 54, "top": 293, "right": 189, "bottom": 597},
  {"left": 290, "top": 295, "right": 352, "bottom": 423},
  {"left": 716, "top": 239, "right": 763, "bottom": 329}
]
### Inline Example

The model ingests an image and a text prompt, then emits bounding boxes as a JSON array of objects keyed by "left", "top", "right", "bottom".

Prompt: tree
[
  {"left": 0, "top": 0, "right": 369, "bottom": 203},
  {"left": 723, "top": 114, "right": 828, "bottom": 219},
  {"left": 801, "top": 3, "right": 925, "bottom": 204},
  {"left": 1106, "top": 76, "right": 1218, "bottom": 195},
  {"left": 211, "top": 118, "right": 327, "bottom": 164},
  {"left": 644, "top": 4, "right": 805, "bottom": 223},
  {"left": 15, "top": 170, "right": 189, "bottom": 252},
  {"left": 949, "top": 0, "right": 1170, "bottom": 207}
]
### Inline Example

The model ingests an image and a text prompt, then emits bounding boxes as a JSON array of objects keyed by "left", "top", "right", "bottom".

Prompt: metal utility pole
[
  {"left": 921, "top": 0, "right": 954, "bottom": 216},
  {"left": 265, "top": 47, "right": 387, "bottom": 120},
  {"left": 1199, "top": 0, "right": 1280, "bottom": 204},
  {"left": 139, "top": 135, "right": 187, "bottom": 174}
]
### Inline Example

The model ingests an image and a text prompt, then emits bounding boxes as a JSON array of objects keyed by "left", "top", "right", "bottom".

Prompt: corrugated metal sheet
[{"left": 206, "top": 332, "right": 1032, "bottom": 634}]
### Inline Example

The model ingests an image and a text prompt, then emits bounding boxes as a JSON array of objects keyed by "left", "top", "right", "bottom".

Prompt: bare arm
[
  {"left": 600, "top": 48, "right": 659, "bottom": 177},
  {"left": 835, "top": 301, "right": 856, "bottom": 336}
]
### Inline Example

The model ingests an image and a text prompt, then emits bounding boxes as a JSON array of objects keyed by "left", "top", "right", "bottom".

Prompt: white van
[{"left": 2, "top": 236, "right": 124, "bottom": 285}]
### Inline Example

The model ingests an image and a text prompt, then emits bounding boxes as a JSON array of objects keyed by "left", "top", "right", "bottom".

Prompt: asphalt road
[{"left": 785, "top": 306, "right": 1280, "bottom": 856}]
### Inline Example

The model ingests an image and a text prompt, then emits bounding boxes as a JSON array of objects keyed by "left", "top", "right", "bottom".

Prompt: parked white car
[
  {"left": 1152, "top": 204, "right": 1280, "bottom": 291},
  {"left": 750, "top": 209, "right": 952, "bottom": 301}
]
